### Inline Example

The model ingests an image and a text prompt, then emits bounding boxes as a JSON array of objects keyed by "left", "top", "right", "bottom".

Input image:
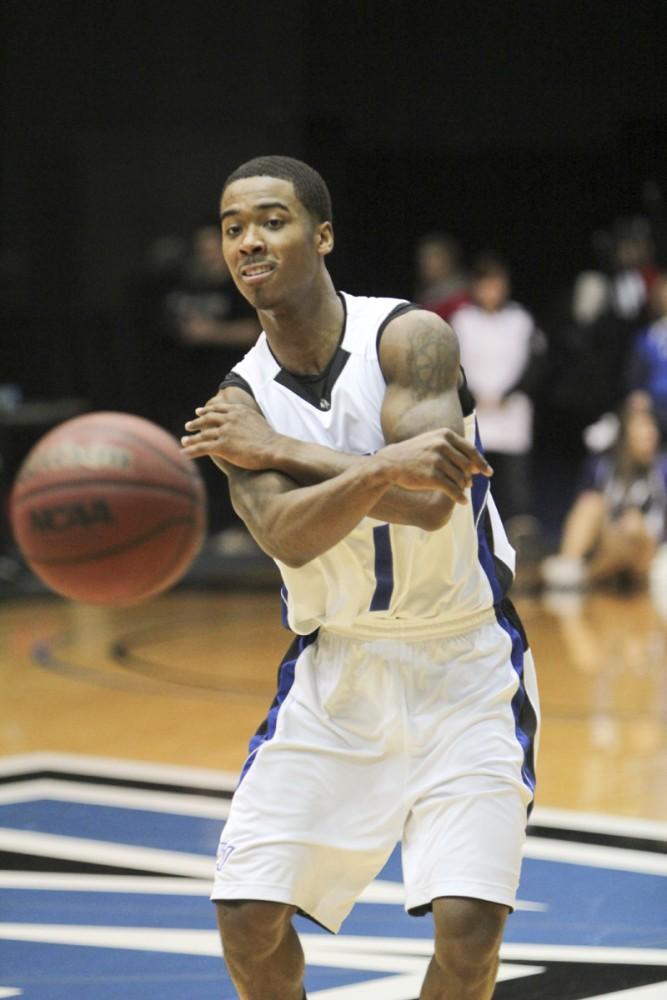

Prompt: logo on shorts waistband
[{"left": 216, "top": 841, "right": 236, "bottom": 871}]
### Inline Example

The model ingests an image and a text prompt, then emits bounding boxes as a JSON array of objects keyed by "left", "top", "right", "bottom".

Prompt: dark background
[{"left": 2, "top": 0, "right": 666, "bottom": 515}]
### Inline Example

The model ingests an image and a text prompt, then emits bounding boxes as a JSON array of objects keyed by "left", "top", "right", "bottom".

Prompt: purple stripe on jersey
[
  {"left": 495, "top": 603, "right": 538, "bottom": 801},
  {"left": 370, "top": 523, "right": 394, "bottom": 612},
  {"left": 471, "top": 426, "right": 505, "bottom": 606},
  {"left": 238, "top": 630, "right": 318, "bottom": 784},
  {"left": 471, "top": 421, "right": 536, "bottom": 799}
]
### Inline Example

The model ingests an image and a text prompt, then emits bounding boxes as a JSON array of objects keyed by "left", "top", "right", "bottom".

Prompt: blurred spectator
[
  {"left": 166, "top": 224, "right": 259, "bottom": 537},
  {"left": 163, "top": 224, "right": 259, "bottom": 351},
  {"left": 626, "top": 272, "right": 667, "bottom": 436},
  {"left": 451, "top": 254, "right": 547, "bottom": 531},
  {"left": 548, "top": 217, "right": 659, "bottom": 438},
  {"left": 132, "top": 223, "right": 259, "bottom": 538},
  {"left": 414, "top": 232, "right": 470, "bottom": 321},
  {"left": 572, "top": 216, "right": 657, "bottom": 328},
  {"left": 542, "top": 392, "right": 667, "bottom": 591}
]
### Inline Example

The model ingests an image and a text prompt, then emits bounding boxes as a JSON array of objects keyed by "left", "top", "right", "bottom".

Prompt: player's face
[{"left": 219, "top": 176, "right": 332, "bottom": 309}]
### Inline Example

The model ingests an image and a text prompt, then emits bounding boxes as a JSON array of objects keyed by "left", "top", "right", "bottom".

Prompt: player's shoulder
[
  {"left": 340, "top": 290, "right": 413, "bottom": 330},
  {"left": 378, "top": 306, "right": 459, "bottom": 384},
  {"left": 380, "top": 304, "right": 455, "bottom": 348}
]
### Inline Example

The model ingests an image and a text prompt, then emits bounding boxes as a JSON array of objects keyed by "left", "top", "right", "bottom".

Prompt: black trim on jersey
[
  {"left": 458, "top": 367, "right": 475, "bottom": 417},
  {"left": 499, "top": 595, "right": 528, "bottom": 651},
  {"left": 260, "top": 292, "right": 349, "bottom": 411},
  {"left": 375, "top": 301, "right": 421, "bottom": 356},
  {"left": 481, "top": 507, "right": 515, "bottom": 600},
  {"left": 274, "top": 348, "right": 351, "bottom": 411},
  {"left": 218, "top": 371, "right": 256, "bottom": 399}
]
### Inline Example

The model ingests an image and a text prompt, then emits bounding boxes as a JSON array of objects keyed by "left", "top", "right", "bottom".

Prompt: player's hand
[
  {"left": 379, "top": 428, "right": 492, "bottom": 503},
  {"left": 180, "top": 402, "right": 280, "bottom": 470}
]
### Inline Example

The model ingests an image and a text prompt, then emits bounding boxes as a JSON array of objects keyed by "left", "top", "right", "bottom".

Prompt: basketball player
[{"left": 181, "top": 156, "right": 540, "bottom": 1000}]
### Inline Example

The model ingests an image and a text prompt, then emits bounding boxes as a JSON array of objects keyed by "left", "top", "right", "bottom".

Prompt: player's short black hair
[{"left": 222, "top": 156, "right": 332, "bottom": 224}]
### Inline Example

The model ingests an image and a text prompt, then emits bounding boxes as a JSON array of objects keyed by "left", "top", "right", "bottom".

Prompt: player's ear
[{"left": 315, "top": 221, "right": 334, "bottom": 257}]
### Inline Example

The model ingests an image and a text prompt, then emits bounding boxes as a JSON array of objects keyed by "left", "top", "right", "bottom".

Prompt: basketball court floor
[{"left": 1, "top": 585, "right": 666, "bottom": 998}]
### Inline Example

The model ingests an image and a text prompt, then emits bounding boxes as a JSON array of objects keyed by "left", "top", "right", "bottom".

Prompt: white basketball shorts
[{"left": 211, "top": 609, "right": 540, "bottom": 933}]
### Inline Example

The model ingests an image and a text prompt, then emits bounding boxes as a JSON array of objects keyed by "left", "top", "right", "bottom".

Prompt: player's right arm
[{"left": 183, "top": 384, "right": 489, "bottom": 529}]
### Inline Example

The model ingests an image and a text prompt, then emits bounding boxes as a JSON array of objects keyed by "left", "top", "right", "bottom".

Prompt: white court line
[
  {"left": 0, "top": 873, "right": 213, "bottom": 895},
  {"left": 500, "top": 943, "right": 667, "bottom": 966},
  {"left": 1, "top": 925, "right": 665, "bottom": 970},
  {"left": 0, "top": 924, "right": 221, "bottom": 956},
  {"left": 0, "top": 778, "right": 231, "bottom": 819},
  {"left": 524, "top": 836, "right": 667, "bottom": 876},
  {"left": 531, "top": 806, "right": 667, "bottom": 842},
  {"left": 0, "top": 752, "right": 238, "bottom": 789},
  {"left": 0, "top": 870, "right": 546, "bottom": 911},
  {"left": 0, "top": 828, "right": 214, "bottom": 879},
  {"left": 2, "top": 754, "right": 665, "bottom": 841}
]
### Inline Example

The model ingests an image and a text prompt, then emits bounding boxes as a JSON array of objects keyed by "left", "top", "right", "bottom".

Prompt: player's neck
[{"left": 258, "top": 274, "right": 344, "bottom": 376}]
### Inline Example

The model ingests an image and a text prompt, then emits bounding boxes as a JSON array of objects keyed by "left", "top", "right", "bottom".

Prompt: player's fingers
[
  {"left": 184, "top": 411, "right": 230, "bottom": 431},
  {"left": 442, "top": 443, "right": 492, "bottom": 478},
  {"left": 180, "top": 436, "right": 227, "bottom": 459},
  {"left": 441, "top": 430, "right": 493, "bottom": 474},
  {"left": 438, "top": 482, "right": 468, "bottom": 504},
  {"left": 425, "top": 470, "right": 468, "bottom": 503},
  {"left": 434, "top": 458, "right": 470, "bottom": 492},
  {"left": 179, "top": 443, "right": 208, "bottom": 459},
  {"left": 194, "top": 403, "right": 235, "bottom": 416}
]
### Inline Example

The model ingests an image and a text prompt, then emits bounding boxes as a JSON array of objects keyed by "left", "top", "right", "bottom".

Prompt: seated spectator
[
  {"left": 626, "top": 272, "right": 667, "bottom": 436},
  {"left": 545, "top": 219, "right": 661, "bottom": 462},
  {"left": 542, "top": 393, "right": 667, "bottom": 590},
  {"left": 414, "top": 232, "right": 470, "bottom": 321},
  {"left": 451, "top": 253, "right": 547, "bottom": 530}
]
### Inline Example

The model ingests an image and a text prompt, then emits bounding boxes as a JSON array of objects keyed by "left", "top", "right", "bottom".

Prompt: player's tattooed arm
[{"left": 375, "top": 309, "right": 491, "bottom": 527}]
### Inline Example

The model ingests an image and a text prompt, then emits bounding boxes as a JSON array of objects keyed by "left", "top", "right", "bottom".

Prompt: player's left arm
[{"left": 376, "top": 308, "right": 478, "bottom": 529}]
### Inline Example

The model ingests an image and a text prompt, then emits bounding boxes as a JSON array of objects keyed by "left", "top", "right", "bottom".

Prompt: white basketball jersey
[{"left": 224, "top": 292, "right": 515, "bottom": 637}]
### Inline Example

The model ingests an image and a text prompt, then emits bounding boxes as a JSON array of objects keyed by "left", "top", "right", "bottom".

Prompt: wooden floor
[{"left": 2, "top": 585, "right": 666, "bottom": 821}]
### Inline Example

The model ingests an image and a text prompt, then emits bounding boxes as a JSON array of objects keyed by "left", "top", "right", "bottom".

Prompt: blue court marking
[
  {"left": 369, "top": 523, "right": 394, "bottom": 611},
  {"left": 509, "top": 857, "right": 667, "bottom": 948},
  {"left": 3, "top": 797, "right": 665, "bottom": 947},
  {"left": 0, "top": 801, "right": 221, "bottom": 856},
  {"left": 2, "top": 790, "right": 666, "bottom": 998},
  {"left": 0, "top": 944, "right": 230, "bottom": 1000},
  {"left": 3, "top": 835, "right": 664, "bottom": 949},
  {"left": 2, "top": 889, "right": 213, "bottom": 928},
  {"left": 0, "top": 941, "right": 388, "bottom": 999}
]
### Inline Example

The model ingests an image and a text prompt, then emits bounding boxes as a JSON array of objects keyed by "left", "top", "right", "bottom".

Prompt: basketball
[{"left": 9, "top": 411, "right": 207, "bottom": 605}]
